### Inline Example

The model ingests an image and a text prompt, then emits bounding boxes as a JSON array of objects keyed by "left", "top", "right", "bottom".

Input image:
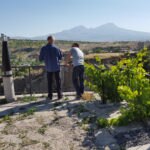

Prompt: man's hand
[
  {"left": 65, "top": 52, "right": 72, "bottom": 64},
  {"left": 65, "top": 62, "right": 73, "bottom": 67}
]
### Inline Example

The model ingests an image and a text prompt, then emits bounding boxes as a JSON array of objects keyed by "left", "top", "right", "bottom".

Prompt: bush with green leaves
[
  {"left": 97, "top": 118, "right": 109, "bottom": 128},
  {"left": 116, "top": 49, "right": 150, "bottom": 124},
  {"left": 144, "top": 46, "right": 150, "bottom": 72},
  {"left": 86, "top": 48, "right": 150, "bottom": 126},
  {"left": 85, "top": 57, "right": 121, "bottom": 103}
]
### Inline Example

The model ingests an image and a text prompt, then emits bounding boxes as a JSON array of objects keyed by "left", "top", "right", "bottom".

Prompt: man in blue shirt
[{"left": 39, "top": 36, "right": 63, "bottom": 100}]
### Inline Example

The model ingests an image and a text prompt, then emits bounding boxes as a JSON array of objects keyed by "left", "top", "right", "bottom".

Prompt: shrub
[
  {"left": 116, "top": 49, "right": 150, "bottom": 124},
  {"left": 97, "top": 118, "right": 109, "bottom": 128},
  {"left": 86, "top": 48, "right": 150, "bottom": 126},
  {"left": 85, "top": 57, "right": 122, "bottom": 103}
]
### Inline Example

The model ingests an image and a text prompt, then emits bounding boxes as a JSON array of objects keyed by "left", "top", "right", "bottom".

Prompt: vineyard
[{"left": 86, "top": 48, "right": 150, "bottom": 127}]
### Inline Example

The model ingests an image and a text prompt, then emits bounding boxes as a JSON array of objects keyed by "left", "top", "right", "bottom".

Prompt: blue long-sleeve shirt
[{"left": 39, "top": 44, "right": 62, "bottom": 72}]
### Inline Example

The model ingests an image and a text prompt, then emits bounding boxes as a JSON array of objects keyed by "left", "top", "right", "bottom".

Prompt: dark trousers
[
  {"left": 47, "top": 71, "right": 62, "bottom": 98},
  {"left": 72, "top": 65, "right": 85, "bottom": 96}
]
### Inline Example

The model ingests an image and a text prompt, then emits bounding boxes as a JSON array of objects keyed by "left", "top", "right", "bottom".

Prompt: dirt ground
[
  {"left": 0, "top": 96, "right": 96, "bottom": 150},
  {"left": 0, "top": 95, "right": 149, "bottom": 150}
]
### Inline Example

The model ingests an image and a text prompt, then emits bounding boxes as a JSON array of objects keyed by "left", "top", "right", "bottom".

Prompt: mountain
[{"left": 18, "top": 23, "right": 150, "bottom": 42}]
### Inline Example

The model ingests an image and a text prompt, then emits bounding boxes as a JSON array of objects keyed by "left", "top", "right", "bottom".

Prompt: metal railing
[
  {"left": 0, "top": 64, "right": 149, "bottom": 102},
  {"left": 12, "top": 65, "right": 45, "bottom": 95},
  {"left": 0, "top": 65, "right": 74, "bottom": 96}
]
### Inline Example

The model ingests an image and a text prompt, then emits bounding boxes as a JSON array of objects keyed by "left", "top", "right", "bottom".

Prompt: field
[{"left": 0, "top": 39, "right": 146, "bottom": 66}]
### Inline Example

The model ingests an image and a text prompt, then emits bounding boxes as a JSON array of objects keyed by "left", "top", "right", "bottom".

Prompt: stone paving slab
[
  {"left": 0, "top": 99, "right": 44, "bottom": 118},
  {"left": 95, "top": 129, "right": 120, "bottom": 150},
  {"left": 128, "top": 144, "right": 150, "bottom": 150},
  {"left": 109, "top": 123, "right": 143, "bottom": 135},
  {"left": 0, "top": 92, "right": 94, "bottom": 118},
  {"left": 95, "top": 129, "right": 117, "bottom": 146}
]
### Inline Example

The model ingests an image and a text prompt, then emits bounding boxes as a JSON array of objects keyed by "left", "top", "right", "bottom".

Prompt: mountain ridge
[{"left": 13, "top": 23, "right": 150, "bottom": 42}]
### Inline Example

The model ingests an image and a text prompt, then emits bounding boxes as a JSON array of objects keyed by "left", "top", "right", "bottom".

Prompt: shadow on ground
[{"left": 0, "top": 96, "right": 126, "bottom": 150}]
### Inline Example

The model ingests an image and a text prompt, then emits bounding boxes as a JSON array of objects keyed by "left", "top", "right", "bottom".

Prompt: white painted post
[{"left": 1, "top": 34, "right": 16, "bottom": 102}]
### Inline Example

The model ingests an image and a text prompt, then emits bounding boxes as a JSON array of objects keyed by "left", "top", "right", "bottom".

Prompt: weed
[
  {"left": 22, "top": 107, "right": 37, "bottom": 117},
  {"left": 36, "top": 116, "right": 44, "bottom": 124},
  {"left": 63, "top": 96, "right": 69, "bottom": 101},
  {"left": 81, "top": 124, "right": 89, "bottom": 131},
  {"left": 97, "top": 118, "right": 109, "bottom": 128},
  {"left": 2, "top": 115, "right": 12, "bottom": 123},
  {"left": 43, "top": 142, "right": 50, "bottom": 149},
  {"left": 76, "top": 105, "right": 88, "bottom": 117},
  {"left": 38, "top": 125, "right": 47, "bottom": 135},
  {"left": 20, "top": 96, "right": 37, "bottom": 103},
  {"left": 0, "top": 141, "right": 6, "bottom": 148},
  {"left": 20, "top": 138, "right": 39, "bottom": 147},
  {"left": 82, "top": 116, "right": 96, "bottom": 124},
  {"left": 1, "top": 124, "right": 16, "bottom": 135},
  {"left": 18, "top": 133, "right": 26, "bottom": 139}
]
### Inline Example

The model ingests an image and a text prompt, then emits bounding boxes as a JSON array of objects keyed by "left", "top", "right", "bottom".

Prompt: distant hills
[{"left": 14, "top": 23, "right": 150, "bottom": 42}]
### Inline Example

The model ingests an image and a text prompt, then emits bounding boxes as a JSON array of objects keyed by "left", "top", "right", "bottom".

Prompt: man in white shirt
[{"left": 66, "top": 43, "right": 85, "bottom": 99}]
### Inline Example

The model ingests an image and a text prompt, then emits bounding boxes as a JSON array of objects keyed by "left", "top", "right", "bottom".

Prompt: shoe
[
  {"left": 58, "top": 95, "right": 63, "bottom": 100},
  {"left": 45, "top": 97, "right": 52, "bottom": 102},
  {"left": 76, "top": 95, "right": 81, "bottom": 100}
]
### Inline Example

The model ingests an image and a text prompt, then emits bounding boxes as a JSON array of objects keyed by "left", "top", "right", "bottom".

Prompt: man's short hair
[
  {"left": 47, "top": 35, "right": 55, "bottom": 41},
  {"left": 72, "top": 43, "right": 80, "bottom": 48}
]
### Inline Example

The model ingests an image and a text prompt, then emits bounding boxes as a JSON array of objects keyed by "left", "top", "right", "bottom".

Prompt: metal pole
[
  {"left": 1, "top": 34, "right": 16, "bottom": 102},
  {"left": 29, "top": 66, "right": 32, "bottom": 96}
]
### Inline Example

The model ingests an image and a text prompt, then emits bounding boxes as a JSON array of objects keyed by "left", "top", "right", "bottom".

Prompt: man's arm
[
  {"left": 65, "top": 50, "right": 72, "bottom": 65},
  {"left": 39, "top": 47, "right": 44, "bottom": 62},
  {"left": 58, "top": 49, "right": 63, "bottom": 60}
]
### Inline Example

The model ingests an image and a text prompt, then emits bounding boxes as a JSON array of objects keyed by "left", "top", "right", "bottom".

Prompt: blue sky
[{"left": 0, "top": 0, "right": 150, "bottom": 37}]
